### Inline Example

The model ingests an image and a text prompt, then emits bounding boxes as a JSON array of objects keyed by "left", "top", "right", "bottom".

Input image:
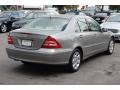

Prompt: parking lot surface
[{"left": 0, "top": 33, "right": 120, "bottom": 85}]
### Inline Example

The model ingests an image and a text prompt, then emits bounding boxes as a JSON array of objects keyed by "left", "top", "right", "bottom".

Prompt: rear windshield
[{"left": 23, "top": 17, "right": 68, "bottom": 31}]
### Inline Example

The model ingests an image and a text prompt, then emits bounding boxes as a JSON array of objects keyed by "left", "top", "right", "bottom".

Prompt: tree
[
  {"left": 95, "top": 5, "right": 104, "bottom": 12},
  {"left": 64, "top": 5, "right": 79, "bottom": 10},
  {"left": 53, "top": 5, "right": 64, "bottom": 11},
  {"left": 53, "top": 5, "right": 79, "bottom": 11},
  {"left": 0, "top": 5, "right": 17, "bottom": 11},
  {"left": 101, "top": 5, "right": 104, "bottom": 12}
]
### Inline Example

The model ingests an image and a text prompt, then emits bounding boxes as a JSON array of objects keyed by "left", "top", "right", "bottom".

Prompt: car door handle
[{"left": 79, "top": 35, "right": 84, "bottom": 38}]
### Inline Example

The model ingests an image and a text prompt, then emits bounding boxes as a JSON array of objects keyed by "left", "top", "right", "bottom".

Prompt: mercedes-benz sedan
[{"left": 6, "top": 15, "right": 115, "bottom": 72}]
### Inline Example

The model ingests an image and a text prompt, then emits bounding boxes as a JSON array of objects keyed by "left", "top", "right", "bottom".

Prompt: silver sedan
[{"left": 6, "top": 15, "right": 115, "bottom": 72}]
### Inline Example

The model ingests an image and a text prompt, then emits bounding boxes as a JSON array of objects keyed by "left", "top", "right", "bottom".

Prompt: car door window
[
  {"left": 19, "top": 12, "right": 26, "bottom": 18},
  {"left": 33, "top": 13, "right": 38, "bottom": 18},
  {"left": 87, "top": 18, "right": 101, "bottom": 32},
  {"left": 77, "top": 18, "right": 89, "bottom": 32},
  {"left": 33, "top": 13, "right": 45, "bottom": 18},
  {"left": 45, "top": 12, "right": 50, "bottom": 15},
  {"left": 11, "top": 12, "right": 19, "bottom": 18},
  {"left": 38, "top": 12, "right": 45, "bottom": 17},
  {"left": 32, "top": 13, "right": 39, "bottom": 18}
]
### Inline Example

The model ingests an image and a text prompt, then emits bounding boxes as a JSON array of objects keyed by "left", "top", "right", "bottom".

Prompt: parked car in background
[
  {"left": 19, "top": 10, "right": 31, "bottom": 14},
  {"left": 6, "top": 15, "right": 115, "bottom": 72},
  {"left": 92, "top": 11, "right": 111, "bottom": 24},
  {"left": 65, "top": 11, "right": 86, "bottom": 16},
  {"left": 12, "top": 10, "right": 59, "bottom": 29},
  {"left": 0, "top": 11, "right": 26, "bottom": 33},
  {"left": 44, "top": 8, "right": 58, "bottom": 12},
  {"left": 101, "top": 13, "right": 120, "bottom": 41}
]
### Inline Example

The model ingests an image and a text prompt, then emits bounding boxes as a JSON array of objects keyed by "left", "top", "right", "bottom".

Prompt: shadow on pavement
[
  {"left": 12, "top": 63, "right": 69, "bottom": 77},
  {"left": 81, "top": 52, "right": 105, "bottom": 66},
  {"left": 11, "top": 52, "right": 106, "bottom": 76}
]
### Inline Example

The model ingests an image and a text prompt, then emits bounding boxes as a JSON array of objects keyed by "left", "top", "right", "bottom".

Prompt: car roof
[
  {"left": 29, "top": 10, "right": 57, "bottom": 12},
  {"left": 36, "top": 14, "right": 90, "bottom": 20}
]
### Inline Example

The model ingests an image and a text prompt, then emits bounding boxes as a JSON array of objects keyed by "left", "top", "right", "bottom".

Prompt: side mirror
[{"left": 101, "top": 28, "right": 107, "bottom": 32}]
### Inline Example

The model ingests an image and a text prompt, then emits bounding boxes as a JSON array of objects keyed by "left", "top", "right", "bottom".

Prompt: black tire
[
  {"left": 0, "top": 24, "right": 7, "bottom": 33},
  {"left": 67, "top": 49, "right": 82, "bottom": 73},
  {"left": 105, "top": 38, "right": 115, "bottom": 55}
]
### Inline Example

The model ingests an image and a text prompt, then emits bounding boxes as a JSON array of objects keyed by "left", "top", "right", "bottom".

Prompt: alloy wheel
[
  {"left": 72, "top": 51, "right": 81, "bottom": 70},
  {"left": 1, "top": 24, "right": 7, "bottom": 33},
  {"left": 109, "top": 40, "right": 114, "bottom": 53}
]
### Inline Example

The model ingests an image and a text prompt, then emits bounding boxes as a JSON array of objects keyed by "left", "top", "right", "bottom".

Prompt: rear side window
[
  {"left": 86, "top": 18, "right": 101, "bottom": 32},
  {"left": 23, "top": 18, "right": 68, "bottom": 31},
  {"left": 77, "top": 18, "right": 89, "bottom": 32}
]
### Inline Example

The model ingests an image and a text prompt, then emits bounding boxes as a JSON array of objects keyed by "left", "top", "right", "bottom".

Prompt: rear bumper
[{"left": 6, "top": 45, "right": 72, "bottom": 64}]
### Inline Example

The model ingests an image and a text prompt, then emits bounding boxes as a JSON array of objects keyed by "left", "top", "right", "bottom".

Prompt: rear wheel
[
  {"left": 105, "top": 38, "right": 115, "bottom": 55},
  {"left": 67, "top": 49, "right": 81, "bottom": 72},
  {"left": 0, "top": 24, "right": 7, "bottom": 33}
]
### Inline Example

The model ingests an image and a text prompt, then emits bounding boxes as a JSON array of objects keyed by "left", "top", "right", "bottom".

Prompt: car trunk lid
[{"left": 11, "top": 28, "right": 61, "bottom": 50}]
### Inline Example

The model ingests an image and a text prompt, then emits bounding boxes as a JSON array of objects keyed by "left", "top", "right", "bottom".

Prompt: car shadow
[
  {"left": 12, "top": 63, "right": 69, "bottom": 77},
  {"left": 115, "top": 41, "right": 120, "bottom": 43},
  {"left": 11, "top": 52, "right": 105, "bottom": 76},
  {"left": 81, "top": 52, "right": 105, "bottom": 66}
]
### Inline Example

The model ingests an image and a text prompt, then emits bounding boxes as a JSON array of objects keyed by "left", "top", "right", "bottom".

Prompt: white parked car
[{"left": 101, "top": 14, "right": 120, "bottom": 41}]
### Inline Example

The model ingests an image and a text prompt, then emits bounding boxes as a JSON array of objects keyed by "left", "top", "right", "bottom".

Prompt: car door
[
  {"left": 76, "top": 18, "right": 99, "bottom": 57},
  {"left": 86, "top": 18, "right": 108, "bottom": 53}
]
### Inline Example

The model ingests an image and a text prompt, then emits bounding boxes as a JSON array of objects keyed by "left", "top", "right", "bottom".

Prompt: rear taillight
[
  {"left": 8, "top": 34, "right": 13, "bottom": 44},
  {"left": 41, "top": 36, "right": 61, "bottom": 49}
]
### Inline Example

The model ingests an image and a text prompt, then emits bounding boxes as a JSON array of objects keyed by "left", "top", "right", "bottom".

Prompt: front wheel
[
  {"left": 67, "top": 49, "right": 82, "bottom": 73},
  {"left": 105, "top": 39, "right": 115, "bottom": 55},
  {"left": 0, "top": 24, "right": 7, "bottom": 33}
]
